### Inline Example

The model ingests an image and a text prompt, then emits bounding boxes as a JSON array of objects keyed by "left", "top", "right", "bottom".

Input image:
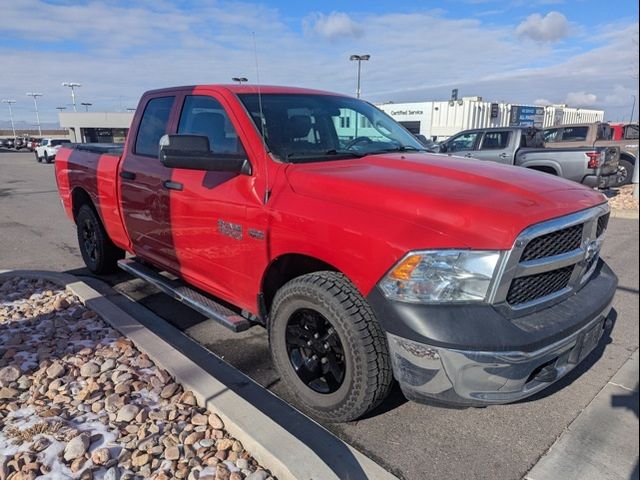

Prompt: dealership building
[
  {"left": 58, "top": 111, "right": 134, "bottom": 143},
  {"left": 376, "top": 97, "right": 604, "bottom": 141}
]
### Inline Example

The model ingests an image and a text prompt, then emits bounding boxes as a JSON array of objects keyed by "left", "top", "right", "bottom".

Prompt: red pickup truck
[{"left": 55, "top": 85, "right": 618, "bottom": 421}]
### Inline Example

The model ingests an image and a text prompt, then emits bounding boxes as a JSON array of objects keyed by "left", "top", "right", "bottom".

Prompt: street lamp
[
  {"left": 26, "top": 92, "right": 43, "bottom": 136},
  {"left": 56, "top": 106, "right": 66, "bottom": 112},
  {"left": 1, "top": 99, "right": 17, "bottom": 139},
  {"left": 81, "top": 102, "right": 92, "bottom": 112},
  {"left": 232, "top": 77, "right": 248, "bottom": 84},
  {"left": 62, "top": 82, "right": 81, "bottom": 112},
  {"left": 349, "top": 54, "right": 370, "bottom": 99}
]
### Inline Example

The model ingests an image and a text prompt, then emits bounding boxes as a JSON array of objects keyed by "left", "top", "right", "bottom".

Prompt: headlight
[{"left": 379, "top": 250, "right": 501, "bottom": 303}]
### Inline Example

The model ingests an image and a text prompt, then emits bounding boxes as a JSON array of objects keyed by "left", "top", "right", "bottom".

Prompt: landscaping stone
[{"left": 0, "top": 277, "right": 274, "bottom": 480}]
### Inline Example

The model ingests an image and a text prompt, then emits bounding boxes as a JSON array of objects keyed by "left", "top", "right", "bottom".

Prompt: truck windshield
[{"left": 238, "top": 93, "right": 425, "bottom": 162}]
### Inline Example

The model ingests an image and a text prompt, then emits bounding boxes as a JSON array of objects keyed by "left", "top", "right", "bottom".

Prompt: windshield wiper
[
  {"left": 286, "top": 149, "right": 365, "bottom": 162},
  {"left": 367, "top": 146, "right": 427, "bottom": 155}
]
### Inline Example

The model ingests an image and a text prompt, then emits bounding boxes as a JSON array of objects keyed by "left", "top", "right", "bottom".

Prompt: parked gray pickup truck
[{"left": 438, "top": 127, "right": 619, "bottom": 189}]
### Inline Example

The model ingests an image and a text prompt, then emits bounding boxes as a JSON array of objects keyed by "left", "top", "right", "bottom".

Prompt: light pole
[
  {"left": 62, "top": 82, "right": 81, "bottom": 112},
  {"left": 631, "top": 95, "right": 636, "bottom": 123},
  {"left": 349, "top": 54, "right": 370, "bottom": 99},
  {"left": 1, "top": 99, "right": 17, "bottom": 139},
  {"left": 26, "top": 92, "right": 43, "bottom": 136},
  {"left": 56, "top": 106, "right": 66, "bottom": 112},
  {"left": 232, "top": 77, "right": 248, "bottom": 84},
  {"left": 81, "top": 102, "right": 92, "bottom": 112}
]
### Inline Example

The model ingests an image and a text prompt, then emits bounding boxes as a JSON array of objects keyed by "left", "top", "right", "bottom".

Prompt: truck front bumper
[{"left": 369, "top": 260, "right": 618, "bottom": 406}]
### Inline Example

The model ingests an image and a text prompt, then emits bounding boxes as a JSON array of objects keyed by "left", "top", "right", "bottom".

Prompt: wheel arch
[
  {"left": 525, "top": 164, "right": 559, "bottom": 176},
  {"left": 71, "top": 186, "right": 98, "bottom": 221},
  {"left": 261, "top": 253, "right": 341, "bottom": 314},
  {"left": 619, "top": 152, "right": 636, "bottom": 165}
]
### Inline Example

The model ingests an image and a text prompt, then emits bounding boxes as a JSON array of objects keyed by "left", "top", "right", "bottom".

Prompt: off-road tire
[
  {"left": 76, "top": 204, "right": 125, "bottom": 274},
  {"left": 269, "top": 271, "right": 393, "bottom": 422}
]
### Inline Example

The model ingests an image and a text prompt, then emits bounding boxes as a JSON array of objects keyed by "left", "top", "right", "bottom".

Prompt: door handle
[
  {"left": 464, "top": 153, "right": 473, "bottom": 158},
  {"left": 163, "top": 180, "right": 183, "bottom": 191},
  {"left": 499, "top": 153, "right": 508, "bottom": 159},
  {"left": 120, "top": 171, "right": 136, "bottom": 180}
]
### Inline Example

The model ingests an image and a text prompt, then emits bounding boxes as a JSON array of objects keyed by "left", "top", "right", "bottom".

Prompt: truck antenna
[{"left": 252, "top": 32, "right": 270, "bottom": 204}]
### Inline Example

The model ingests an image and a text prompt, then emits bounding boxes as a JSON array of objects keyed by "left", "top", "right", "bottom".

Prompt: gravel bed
[
  {"left": 0, "top": 277, "right": 274, "bottom": 480},
  {"left": 606, "top": 185, "right": 639, "bottom": 211}
]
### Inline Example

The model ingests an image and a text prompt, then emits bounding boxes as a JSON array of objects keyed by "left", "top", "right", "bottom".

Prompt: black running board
[{"left": 117, "top": 258, "right": 252, "bottom": 332}]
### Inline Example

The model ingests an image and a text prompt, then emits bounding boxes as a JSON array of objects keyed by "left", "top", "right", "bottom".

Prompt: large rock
[
  {"left": 0, "top": 387, "right": 18, "bottom": 400},
  {"left": 116, "top": 404, "right": 139, "bottom": 423},
  {"left": 91, "top": 448, "right": 110, "bottom": 465},
  {"left": 46, "top": 362, "right": 65, "bottom": 379},
  {"left": 0, "top": 365, "right": 20, "bottom": 385},
  {"left": 80, "top": 362, "right": 100, "bottom": 377},
  {"left": 64, "top": 434, "right": 90, "bottom": 461}
]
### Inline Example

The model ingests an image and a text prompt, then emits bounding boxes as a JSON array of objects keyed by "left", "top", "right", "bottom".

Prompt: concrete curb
[
  {"left": 525, "top": 349, "right": 639, "bottom": 480},
  {"left": 0, "top": 269, "right": 398, "bottom": 480},
  {"left": 610, "top": 208, "right": 639, "bottom": 219}
]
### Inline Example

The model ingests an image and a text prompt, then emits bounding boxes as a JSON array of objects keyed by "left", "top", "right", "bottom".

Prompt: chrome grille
[
  {"left": 596, "top": 213, "right": 610, "bottom": 238},
  {"left": 491, "top": 205, "right": 610, "bottom": 314},
  {"left": 520, "top": 224, "right": 583, "bottom": 261}
]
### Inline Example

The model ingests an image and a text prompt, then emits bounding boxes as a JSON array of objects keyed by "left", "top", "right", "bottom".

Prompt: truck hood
[{"left": 285, "top": 153, "right": 607, "bottom": 250}]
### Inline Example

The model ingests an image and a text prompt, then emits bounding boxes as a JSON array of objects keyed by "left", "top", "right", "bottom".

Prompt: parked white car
[{"left": 35, "top": 138, "right": 71, "bottom": 163}]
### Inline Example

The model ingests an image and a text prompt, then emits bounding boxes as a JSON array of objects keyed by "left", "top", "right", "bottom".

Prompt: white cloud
[
  {"left": 565, "top": 91, "right": 598, "bottom": 106},
  {"left": 534, "top": 98, "right": 552, "bottom": 106},
  {"left": 305, "top": 11, "right": 363, "bottom": 40},
  {"left": 604, "top": 85, "right": 637, "bottom": 107},
  {"left": 515, "top": 11, "right": 570, "bottom": 43},
  {"left": 0, "top": 2, "right": 637, "bottom": 124}
]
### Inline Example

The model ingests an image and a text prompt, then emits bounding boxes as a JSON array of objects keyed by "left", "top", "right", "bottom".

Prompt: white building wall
[{"left": 377, "top": 98, "right": 605, "bottom": 141}]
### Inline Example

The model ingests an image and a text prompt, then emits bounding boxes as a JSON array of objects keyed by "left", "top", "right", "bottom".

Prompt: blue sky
[{"left": 0, "top": 0, "right": 638, "bottom": 125}]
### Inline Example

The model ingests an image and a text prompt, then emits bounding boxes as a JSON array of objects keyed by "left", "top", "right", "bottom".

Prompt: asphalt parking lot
[{"left": 1, "top": 149, "right": 638, "bottom": 480}]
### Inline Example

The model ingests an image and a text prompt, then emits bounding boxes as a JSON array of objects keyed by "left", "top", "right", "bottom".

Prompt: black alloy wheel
[{"left": 285, "top": 308, "right": 346, "bottom": 394}]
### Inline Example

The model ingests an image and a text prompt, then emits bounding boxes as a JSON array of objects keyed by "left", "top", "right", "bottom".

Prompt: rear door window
[
  {"left": 480, "top": 131, "right": 510, "bottom": 150},
  {"left": 624, "top": 124, "right": 639, "bottom": 140},
  {"left": 448, "top": 132, "right": 480, "bottom": 152},
  {"left": 561, "top": 126, "right": 589, "bottom": 142},
  {"left": 543, "top": 128, "right": 561, "bottom": 143},
  {"left": 134, "top": 96, "right": 175, "bottom": 157}
]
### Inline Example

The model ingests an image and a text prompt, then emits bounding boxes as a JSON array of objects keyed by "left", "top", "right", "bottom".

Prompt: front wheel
[
  {"left": 269, "top": 272, "right": 393, "bottom": 422},
  {"left": 76, "top": 204, "right": 125, "bottom": 274},
  {"left": 35, "top": 151, "right": 40, "bottom": 162}
]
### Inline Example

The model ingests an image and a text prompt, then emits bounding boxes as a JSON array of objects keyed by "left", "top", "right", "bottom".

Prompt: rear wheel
[
  {"left": 76, "top": 204, "right": 125, "bottom": 274},
  {"left": 269, "top": 271, "right": 393, "bottom": 422},
  {"left": 615, "top": 158, "right": 634, "bottom": 186}
]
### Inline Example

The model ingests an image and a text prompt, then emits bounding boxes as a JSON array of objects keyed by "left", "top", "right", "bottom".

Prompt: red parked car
[{"left": 54, "top": 85, "right": 617, "bottom": 421}]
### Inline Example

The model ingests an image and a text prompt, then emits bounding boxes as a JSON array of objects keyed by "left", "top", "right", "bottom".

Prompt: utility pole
[
  {"left": 62, "top": 82, "right": 81, "bottom": 112},
  {"left": 1, "top": 99, "right": 17, "bottom": 139},
  {"left": 81, "top": 102, "right": 92, "bottom": 112},
  {"left": 631, "top": 95, "right": 636, "bottom": 123},
  {"left": 349, "top": 54, "right": 370, "bottom": 99},
  {"left": 26, "top": 92, "right": 43, "bottom": 136}
]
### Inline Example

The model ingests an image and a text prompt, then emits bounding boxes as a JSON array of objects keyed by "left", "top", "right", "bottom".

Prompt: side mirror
[
  {"left": 413, "top": 134, "right": 429, "bottom": 146},
  {"left": 438, "top": 143, "right": 447, "bottom": 153},
  {"left": 159, "top": 134, "right": 251, "bottom": 174}
]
